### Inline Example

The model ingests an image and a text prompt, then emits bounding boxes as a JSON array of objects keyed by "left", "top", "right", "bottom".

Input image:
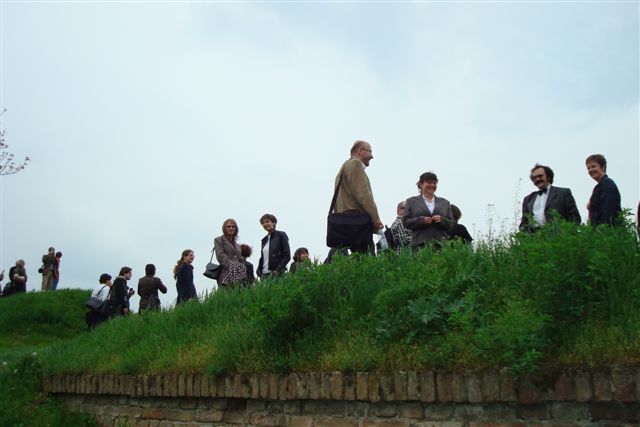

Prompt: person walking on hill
[
  {"left": 110, "top": 267, "right": 133, "bottom": 317},
  {"left": 329, "top": 140, "right": 383, "bottom": 254},
  {"left": 86, "top": 273, "right": 112, "bottom": 330},
  {"left": 257, "top": 213, "right": 291, "bottom": 279},
  {"left": 40, "top": 247, "right": 56, "bottom": 291},
  {"left": 138, "top": 264, "right": 167, "bottom": 312},
  {"left": 174, "top": 250, "right": 197, "bottom": 304}
]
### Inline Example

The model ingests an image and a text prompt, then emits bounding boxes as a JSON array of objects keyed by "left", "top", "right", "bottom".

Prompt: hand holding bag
[
  {"left": 326, "top": 173, "right": 373, "bottom": 248},
  {"left": 203, "top": 250, "right": 221, "bottom": 280}
]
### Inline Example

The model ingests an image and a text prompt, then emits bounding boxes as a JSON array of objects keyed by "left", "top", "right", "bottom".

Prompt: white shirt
[
  {"left": 91, "top": 284, "right": 110, "bottom": 301},
  {"left": 422, "top": 195, "right": 435, "bottom": 214},
  {"left": 532, "top": 185, "right": 551, "bottom": 226},
  {"left": 261, "top": 235, "right": 271, "bottom": 275}
]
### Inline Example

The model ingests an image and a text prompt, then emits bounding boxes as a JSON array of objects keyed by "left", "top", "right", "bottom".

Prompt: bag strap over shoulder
[{"left": 329, "top": 172, "right": 344, "bottom": 215}]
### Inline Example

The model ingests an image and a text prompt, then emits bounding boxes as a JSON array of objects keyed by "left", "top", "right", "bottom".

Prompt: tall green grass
[
  {"left": 0, "top": 290, "right": 96, "bottom": 426},
  {"left": 39, "top": 220, "right": 640, "bottom": 376},
  {"left": 0, "top": 289, "right": 89, "bottom": 347}
]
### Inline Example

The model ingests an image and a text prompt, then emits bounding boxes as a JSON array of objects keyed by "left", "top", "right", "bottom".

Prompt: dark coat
[
  {"left": 257, "top": 230, "right": 291, "bottom": 277},
  {"left": 589, "top": 175, "right": 622, "bottom": 226},
  {"left": 519, "top": 185, "right": 581, "bottom": 232},
  {"left": 110, "top": 276, "right": 129, "bottom": 317},
  {"left": 138, "top": 276, "right": 167, "bottom": 311},
  {"left": 175, "top": 263, "right": 197, "bottom": 304}
]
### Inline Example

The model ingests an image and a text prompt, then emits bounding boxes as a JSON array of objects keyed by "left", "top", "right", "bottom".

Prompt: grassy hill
[
  {"left": 30, "top": 220, "right": 640, "bottom": 377},
  {"left": 0, "top": 289, "right": 94, "bottom": 426},
  {"left": 1, "top": 221, "right": 638, "bottom": 426}
]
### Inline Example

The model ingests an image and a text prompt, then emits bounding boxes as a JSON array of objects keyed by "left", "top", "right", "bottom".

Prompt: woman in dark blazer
[
  {"left": 402, "top": 171, "right": 454, "bottom": 250},
  {"left": 257, "top": 213, "right": 291, "bottom": 278},
  {"left": 214, "top": 219, "right": 247, "bottom": 288},
  {"left": 174, "top": 250, "right": 197, "bottom": 304},
  {"left": 586, "top": 154, "right": 622, "bottom": 227}
]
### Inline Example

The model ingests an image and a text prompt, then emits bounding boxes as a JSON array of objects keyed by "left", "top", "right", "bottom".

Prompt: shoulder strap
[{"left": 329, "top": 171, "right": 344, "bottom": 215}]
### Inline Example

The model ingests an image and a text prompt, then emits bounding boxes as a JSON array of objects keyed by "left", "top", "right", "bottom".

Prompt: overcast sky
[{"left": 0, "top": 1, "right": 638, "bottom": 309}]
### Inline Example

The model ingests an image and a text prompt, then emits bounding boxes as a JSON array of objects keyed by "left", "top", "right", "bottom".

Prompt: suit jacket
[
  {"left": 402, "top": 195, "right": 454, "bottom": 247},
  {"left": 257, "top": 230, "right": 291, "bottom": 277},
  {"left": 519, "top": 185, "right": 581, "bottom": 232},
  {"left": 588, "top": 175, "right": 622, "bottom": 226},
  {"left": 333, "top": 158, "right": 381, "bottom": 224}
]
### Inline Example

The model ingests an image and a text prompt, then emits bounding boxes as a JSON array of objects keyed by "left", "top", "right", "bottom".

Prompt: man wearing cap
[{"left": 519, "top": 163, "right": 581, "bottom": 232}]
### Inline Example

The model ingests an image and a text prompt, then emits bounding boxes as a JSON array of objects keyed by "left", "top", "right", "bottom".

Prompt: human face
[
  {"left": 224, "top": 221, "right": 237, "bottom": 237},
  {"left": 124, "top": 271, "right": 133, "bottom": 280},
  {"left": 420, "top": 179, "right": 438, "bottom": 197},
  {"left": 531, "top": 167, "right": 550, "bottom": 190},
  {"left": 183, "top": 251, "right": 195, "bottom": 264},
  {"left": 586, "top": 161, "right": 605, "bottom": 182},
  {"left": 300, "top": 252, "right": 309, "bottom": 262},
  {"left": 357, "top": 143, "right": 373, "bottom": 167},
  {"left": 260, "top": 219, "right": 275, "bottom": 234}
]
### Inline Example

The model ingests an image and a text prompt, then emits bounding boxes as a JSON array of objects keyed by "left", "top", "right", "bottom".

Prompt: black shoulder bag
[
  {"left": 203, "top": 249, "right": 221, "bottom": 281},
  {"left": 326, "top": 173, "right": 373, "bottom": 248}
]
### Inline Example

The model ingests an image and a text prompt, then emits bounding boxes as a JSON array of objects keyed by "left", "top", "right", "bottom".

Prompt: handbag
[
  {"left": 147, "top": 293, "right": 160, "bottom": 310},
  {"left": 85, "top": 286, "right": 108, "bottom": 311},
  {"left": 203, "top": 250, "right": 221, "bottom": 280},
  {"left": 326, "top": 173, "right": 373, "bottom": 248}
]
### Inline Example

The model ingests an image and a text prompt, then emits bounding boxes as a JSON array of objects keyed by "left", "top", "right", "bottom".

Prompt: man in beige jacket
[{"left": 332, "top": 140, "right": 384, "bottom": 253}]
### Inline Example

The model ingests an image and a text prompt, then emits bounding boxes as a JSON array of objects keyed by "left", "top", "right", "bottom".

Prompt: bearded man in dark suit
[{"left": 519, "top": 164, "right": 581, "bottom": 232}]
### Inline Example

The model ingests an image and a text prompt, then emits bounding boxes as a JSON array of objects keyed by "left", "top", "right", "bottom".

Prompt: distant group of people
[{"left": 1, "top": 247, "right": 63, "bottom": 297}]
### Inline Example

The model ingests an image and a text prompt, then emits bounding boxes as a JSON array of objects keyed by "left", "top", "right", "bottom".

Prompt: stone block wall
[{"left": 44, "top": 367, "right": 640, "bottom": 426}]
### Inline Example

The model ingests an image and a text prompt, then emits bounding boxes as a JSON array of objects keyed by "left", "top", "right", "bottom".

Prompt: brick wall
[{"left": 44, "top": 367, "right": 640, "bottom": 426}]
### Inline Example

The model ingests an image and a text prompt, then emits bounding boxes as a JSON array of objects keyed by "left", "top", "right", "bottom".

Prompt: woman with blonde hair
[
  {"left": 174, "top": 249, "right": 197, "bottom": 304},
  {"left": 214, "top": 219, "right": 247, "bottom": 288}
]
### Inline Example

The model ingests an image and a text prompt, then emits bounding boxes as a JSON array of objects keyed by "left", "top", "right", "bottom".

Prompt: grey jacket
[{"left": 402, "top": 195, "right": 454, "bottom": 247}]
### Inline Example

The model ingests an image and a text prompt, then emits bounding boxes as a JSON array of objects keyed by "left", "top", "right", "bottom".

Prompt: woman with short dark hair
[
  {"left": 586, "top": 154, "right": 622, "bottom": 226},
  {"left": 402, "top": 172, "right": 454, "bottom": 250},
  {"left": 257, "top": 214, "right": 291, "bottom": 278},
  {"left": 86, "top": 273, "right": 112, "bottom": 330}
]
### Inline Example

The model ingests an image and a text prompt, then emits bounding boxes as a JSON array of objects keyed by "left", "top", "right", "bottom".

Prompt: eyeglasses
[
  {"left": 225, "top": 225, "right": 237, "bottom": 228},
  {"left": 532, "top": 174, "right": 545, "bottom": 180}
]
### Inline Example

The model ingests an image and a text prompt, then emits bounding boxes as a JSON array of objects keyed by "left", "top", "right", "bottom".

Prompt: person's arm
[
  {"left": 275, "top": 232, "right": 291, "bottom": 273},
  {"left": 519, "top": 195, "right": 531, "bottom": 232},
  {"left": 402, "top": 198, "right": 427, "bottom": 230},
  {"left": 214, "top": 237, "right": 231, "bottom": 267},
  {"left": 155, "top": 277, "right": 168, "bottom": 294},
  {"left": 599, "top": 178, "right": 622, "bottom": 225},
  {"left": 433, "top": 201, "right": 455, "bottom": 232},
  {"left": 344, "top": 161, "right": 382, "bottom": 227},
  {"left": 563, "top": 189, "right": 582, "bottom": 224}
]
